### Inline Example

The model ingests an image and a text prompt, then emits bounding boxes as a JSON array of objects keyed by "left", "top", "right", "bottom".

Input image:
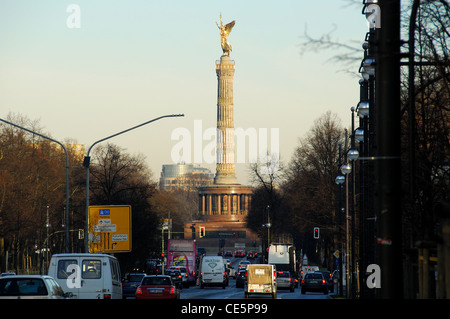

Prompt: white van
[
  {"left": 48, "top": 253, "right": 122, "bottom": 299},
  {"left": 200, "top": 256, "right": 226, "bottom": 289},
  {"left": 245, "top": 264, "right": 277, "bottom": 299}
]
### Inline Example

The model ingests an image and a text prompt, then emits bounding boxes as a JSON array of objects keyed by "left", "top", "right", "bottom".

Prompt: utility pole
[{"left": 375, "top": 0, "right": 403, "bottom": 298}]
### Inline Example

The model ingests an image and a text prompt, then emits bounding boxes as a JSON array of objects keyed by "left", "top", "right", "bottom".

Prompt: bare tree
[{"left": 284, "top": 111, "right": 344, "bottom": 267}]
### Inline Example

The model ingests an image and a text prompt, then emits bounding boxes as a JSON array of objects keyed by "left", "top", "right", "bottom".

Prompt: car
[
  {"left": 315, "top": 270, "right": 333, "bottom": 292},
  {"left": 238, "top": 260, "right": 250, "bottom": 271},
  {"left": 247, "top": 251, "right": 257, "bottom": 259},
  {"left": 135, "top": 275, "right": 180, "bottom": 299},
  {"left": 0, "top": 275, "right": 71, "bottom": 299},
  {"left": 276, "top": 271, "right": 295, "bottom": 292},
  {"left": 168, "top": 266, "right": 189, "bottom": 288},
  {"left": 122, "top": 273, "right": 146, "bottom": 299},
  {"left": 224, "top": 251, "right": 233, "bottom": 257},
  {"left": 236, "top": 269, "right": 247, "bottom": 288},
  {"left": 225, "top": 261, "right": 236, "bottom": 278},
  {"left": 301, "top": 272, "right": 328, "bottom": 294},
  {"left": 167, "top": 270, "right": 183, "bottom": 289}
]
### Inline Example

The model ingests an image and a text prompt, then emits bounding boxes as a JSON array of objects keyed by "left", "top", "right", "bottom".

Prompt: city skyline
[{"left": 0, "top": 1, "right": 368, "bottom": 185}]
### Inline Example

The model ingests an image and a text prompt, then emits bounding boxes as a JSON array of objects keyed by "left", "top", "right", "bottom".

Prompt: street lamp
[
  {"left": 341, "top": 163, "right": 352, "bottom": 175},
  {"left": 357, "top": 101, "right": 370, "bottom": 118},
  {"left": 335, "top": 175, "right": 345, "bottom": 185},
  {"left": 83, "top": 114, "right": 184, "bottom": 252},
  {"left": 355, "top": 128, "right": 365, "bottom": 143},
  {"left": 348, "top": 149, "right": 360, "bottom": 162},
  {"left": 341, "top": 160, "right": 351, "bottom": 297}
]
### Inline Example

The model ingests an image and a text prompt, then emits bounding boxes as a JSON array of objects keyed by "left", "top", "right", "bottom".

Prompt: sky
[{"left": 0, "top": 0, "right": 370, "bottom": 185}]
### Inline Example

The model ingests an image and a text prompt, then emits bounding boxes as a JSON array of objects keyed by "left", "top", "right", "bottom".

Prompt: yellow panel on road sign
[{"left": 88, "top": 205, "right": 131, "bottom": 253}]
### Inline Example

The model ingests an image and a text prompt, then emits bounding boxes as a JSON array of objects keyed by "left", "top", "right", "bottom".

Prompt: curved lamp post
[{"left": 83, "top": 114, "right": 184, "bottom": 252}]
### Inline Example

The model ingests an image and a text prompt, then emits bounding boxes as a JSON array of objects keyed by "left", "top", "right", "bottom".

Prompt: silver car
[
  {"left": 0, "top": 275, "right": 70, "bottom": 299},
  {"left": 276, "top": 271, "right": 295, "bottom": 292}
]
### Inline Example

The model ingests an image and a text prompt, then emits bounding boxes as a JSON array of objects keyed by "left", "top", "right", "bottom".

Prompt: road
[{"left": 179, "top": 257, "right": 332, "bottom": 300}]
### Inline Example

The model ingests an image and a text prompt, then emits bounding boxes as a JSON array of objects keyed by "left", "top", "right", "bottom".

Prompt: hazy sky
[{"left": 0, "top": 0, "right": 369, "bottom": 185}]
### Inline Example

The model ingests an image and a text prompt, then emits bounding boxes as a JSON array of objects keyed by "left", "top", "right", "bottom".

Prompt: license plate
[
  {"left": 310, "top": 280, "right": 317, "bottom": 284},
  {"left": 149, "top": 289, "right": 163, "bottom": 294}
]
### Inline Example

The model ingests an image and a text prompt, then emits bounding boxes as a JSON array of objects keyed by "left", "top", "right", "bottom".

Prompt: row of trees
[
  {"left": 246, "top": 111, "right": 344, "bottom": 270},
  {"left": 247, "top": 0, "right": 449, "bottom": 298},
  {"left": 0, "top": 113, "right": 197, "bottom": 274}
]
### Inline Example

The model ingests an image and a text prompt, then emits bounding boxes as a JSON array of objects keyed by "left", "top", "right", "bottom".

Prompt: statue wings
[{"left": 224, "top": 20, "right": 235, "bottom": 36}]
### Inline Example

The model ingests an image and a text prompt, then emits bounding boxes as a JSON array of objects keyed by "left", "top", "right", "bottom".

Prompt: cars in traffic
[
  {"left": 0, "top": 275, "right": 70, "bottom": 299},
  {"left": 276, "top": 271, "right": 295, "bottom": 292},
  {"left": 238, "top": 260, "right": 250, "bottom": 271},
  {"left": 235, "top": 269, "right": 247, "bottom": 288},
  {"left": 315, "top": 270, "right": 333, "bottom": 292},
  {"left": 122, "top": 273, "right": 146, "bottom": 299},
  {"left": 301, "top": 272, "right": 328, "bottom": 294},
  {"left": 167, "top": 266, "right": 189, "bottom": 288},
  {"left": 247, "top": 251, "right": 257, "bottom": 259},
  {"left": 136, "top": 275, "right": 180, "bottom": 299},
  {"left": 225, "top": 260, "right": 236, "bottom": 278},
  {"left": 167, "top": 269, "right": 183, "bottom": 289}
]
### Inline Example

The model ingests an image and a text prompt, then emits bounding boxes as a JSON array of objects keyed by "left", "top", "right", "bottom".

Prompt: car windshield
[
  {"left": 168, "top": 271, "right": 180, "bottom": 276},
  {"left": 306, "top": 273, "right": 323, "bottom": 279},
  {"left": 277, "top": 272, "right": 290, "bottom": 278},
  {"left": 0, "top": 278, "right": 48, "bottom": 296},
  {"left": 128, "top": 274, "right": 145, "bottom": 282},
  {"left": 141, "top": 277, "right": 172, "bottom": 286}
]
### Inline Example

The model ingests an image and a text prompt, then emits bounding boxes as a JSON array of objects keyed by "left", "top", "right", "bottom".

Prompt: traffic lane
[
  {"left": 277, "top": 288, "right": 331, "bottom": 299},
  {"left": 180, "top": 283, "right": 242, "bottom": 299},
  {"left": 180, "top": 277, "right": 332, "bottom": 299}
]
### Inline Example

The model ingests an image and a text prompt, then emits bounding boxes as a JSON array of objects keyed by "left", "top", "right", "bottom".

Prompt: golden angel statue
[{"left": 216, "top": 13, "right": 235, "bottom": 56}]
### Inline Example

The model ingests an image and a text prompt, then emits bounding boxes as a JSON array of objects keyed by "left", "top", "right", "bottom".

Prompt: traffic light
[
  {"left": 314, "top": 227, "right": 320, "bottom": 239},
  {"left": 199, "top": 226, "right": 205, "bottom": 238}
]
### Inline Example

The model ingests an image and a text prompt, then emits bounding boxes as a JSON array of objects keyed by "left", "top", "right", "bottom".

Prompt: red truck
[{"left": 167, "top": 239, "right": 197, "bottom": 286}]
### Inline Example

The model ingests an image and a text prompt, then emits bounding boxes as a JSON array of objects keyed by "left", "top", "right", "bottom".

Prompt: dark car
[
  {"left": 315, "top": 270, "right": 333, "bottom": 292},
  {"left": 168, "top": 266, "right": 189, "bottom": 288},
  {"left": 136, "top": 275, "right": 180, "bottom": 299},
  {"left": 167, "top": 270, "right": 183, "bottom": 289},
  {"left": 301, "top": 272, "right": 328, "bottom": 295},
  {"left": 236, "top": 269, "right": 247, "bottom": 288},
  {"left": 122, "top": 273, "right": 146, "bottom": 299}
]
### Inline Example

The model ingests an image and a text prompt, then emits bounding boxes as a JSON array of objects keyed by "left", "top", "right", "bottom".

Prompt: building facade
[{"left": 159, "top": 164, "right": 214, "bottom": 191}]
